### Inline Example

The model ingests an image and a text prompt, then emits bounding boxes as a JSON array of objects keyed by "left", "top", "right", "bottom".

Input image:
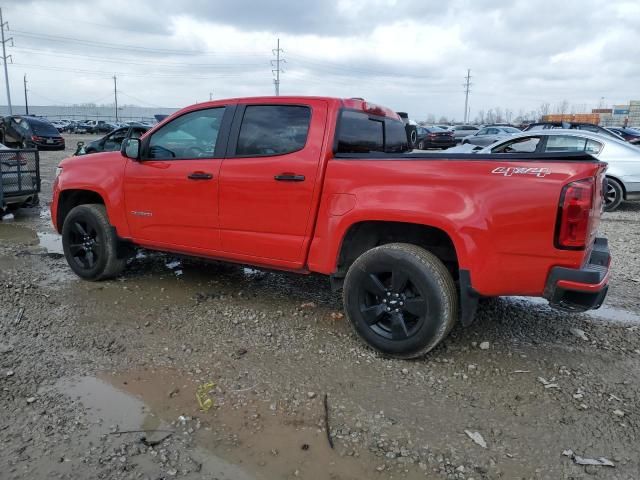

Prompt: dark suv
[{"left": 0, "top": 116, "right": 66, "bottom": 150}]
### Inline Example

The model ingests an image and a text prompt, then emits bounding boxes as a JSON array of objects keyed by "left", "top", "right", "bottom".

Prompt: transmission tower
[
  {"left": 271, "top": 38, "right": 286, "bottom": 96},
  {"left": 0, "top": 8, "right": 13, "bottom": 115},
  {"left": 463, "top": 69, "right": 472, "bottom": 124}
]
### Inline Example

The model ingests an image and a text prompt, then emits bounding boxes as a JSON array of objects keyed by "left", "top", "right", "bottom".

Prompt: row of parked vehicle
[
  {"left": 411, "top": 121, "right": 640, "bottom": 212},
  {"left": 51, "top": 119, "right": 154, "bottom": 134}
]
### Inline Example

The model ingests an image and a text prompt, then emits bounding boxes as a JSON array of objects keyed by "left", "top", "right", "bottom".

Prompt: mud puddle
[
  {"left": 53, "top": 376, "right": 256, "bottom": 480},
  {"left": 507, "top": 296, "right": 640, "bottom": 326},
  {"left": 101, "top": 368, "right": 424, "bottom": 480}
]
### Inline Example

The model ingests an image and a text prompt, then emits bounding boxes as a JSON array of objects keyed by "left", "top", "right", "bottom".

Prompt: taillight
[{"left": 556, "top": 178, "right": 594, "bottom": 249}]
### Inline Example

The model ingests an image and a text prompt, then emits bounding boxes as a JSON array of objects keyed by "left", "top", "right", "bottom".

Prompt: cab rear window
[{"left": 336, "top": 110, "right": 409, "bottom": 154}]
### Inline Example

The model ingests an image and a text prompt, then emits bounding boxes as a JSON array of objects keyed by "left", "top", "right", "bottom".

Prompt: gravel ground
[{"left": 1, "top": 135, "right": 639, "bottom": 480}]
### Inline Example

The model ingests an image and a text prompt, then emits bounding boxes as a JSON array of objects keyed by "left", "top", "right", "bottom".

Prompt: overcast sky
[{"left": 2, "top": 0, "right": 639, "bottom": 121}]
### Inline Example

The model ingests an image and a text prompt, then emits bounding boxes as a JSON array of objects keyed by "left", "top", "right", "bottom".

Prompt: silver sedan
[
  {"left": 477, "top": 130, "right": 640, "bottom": 211},
  {"left": 461, "top": 126, "right": 521, "bottom": 146}
]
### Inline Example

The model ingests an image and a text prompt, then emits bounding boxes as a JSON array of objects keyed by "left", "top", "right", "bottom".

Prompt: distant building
[{"left": 542, "top": 101, "right": 639, "bottom": 127}]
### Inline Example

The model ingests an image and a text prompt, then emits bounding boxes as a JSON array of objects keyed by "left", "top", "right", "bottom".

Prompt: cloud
[{"left": 2, "top": 0, "right": 639, "bottom": 121}]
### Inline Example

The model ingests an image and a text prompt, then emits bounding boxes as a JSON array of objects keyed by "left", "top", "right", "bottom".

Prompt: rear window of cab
[{"left": 336, "top": 110, "right": 409, "bottom": 154}]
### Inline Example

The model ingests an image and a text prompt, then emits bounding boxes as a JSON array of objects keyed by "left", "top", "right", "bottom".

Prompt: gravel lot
[{"left": 1, "top": 135, "right": 639, "bottom": 479}]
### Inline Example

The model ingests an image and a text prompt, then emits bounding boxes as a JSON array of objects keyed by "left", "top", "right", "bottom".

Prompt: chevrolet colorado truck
[{"left": 51, "top": 96, "right": 611, "bottom": 358}]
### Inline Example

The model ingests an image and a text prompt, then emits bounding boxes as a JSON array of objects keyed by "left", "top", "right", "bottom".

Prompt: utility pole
[
  {"left": 271, "top": 38, "right": 285, "bottom": 96},
  {"left": 0, "top": 8, "right": 13, "bottom": 115},
  {"left": 463, "top": 69, "right": 472, "bottom": 124},
  {"left": 113, "top": 75, "right": 118, "bottom": 122},
  {"left": 23, "top": 73, "right": 28, "bottom": 115}
]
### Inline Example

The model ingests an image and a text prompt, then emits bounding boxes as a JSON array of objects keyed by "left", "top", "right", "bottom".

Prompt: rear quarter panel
[{"left": 308, "top": 158, "right": 604, "bottom": 296}]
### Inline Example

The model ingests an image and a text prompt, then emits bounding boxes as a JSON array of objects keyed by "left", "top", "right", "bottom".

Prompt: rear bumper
[{"left": 544, "top": 237, "right": 610, "bottom": 312}]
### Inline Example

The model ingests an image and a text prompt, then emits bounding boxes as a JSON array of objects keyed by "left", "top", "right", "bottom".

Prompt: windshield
[{"left": 30, "top": 121, "right": 59, "bottom": 136}]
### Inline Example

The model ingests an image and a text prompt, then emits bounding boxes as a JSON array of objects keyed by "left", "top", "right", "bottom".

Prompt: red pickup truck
[{"left": 51, "top": 96, "right": 611, "bottom": 358}]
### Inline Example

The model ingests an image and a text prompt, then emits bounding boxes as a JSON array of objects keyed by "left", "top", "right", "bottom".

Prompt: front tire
[
  {"left": 62, "top": 204, "right": 126, "bottom": 281},
  {"left": 343, "top": 243, "right": 458, "bottom": 359},
  {"left": 604, "top": 178, "right": 623, "bottom": 212}
]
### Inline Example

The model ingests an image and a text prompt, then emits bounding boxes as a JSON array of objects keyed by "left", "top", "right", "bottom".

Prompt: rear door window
[{"left": 235, "top": 105, "right": 311, "bottom": 156}]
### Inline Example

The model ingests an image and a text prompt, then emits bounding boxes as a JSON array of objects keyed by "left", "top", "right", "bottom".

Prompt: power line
[
  {"left": 10, "top": 29, "right": 267, "bottom": 57},
  {"left": 463, "top": 69, "right": 472, "bottom": 124},
  {"left": 271, "top": 38, "right": 285, "bottom": 96},
  {"left": 0, "top": 8, "right": 13, "bottom": 114}
]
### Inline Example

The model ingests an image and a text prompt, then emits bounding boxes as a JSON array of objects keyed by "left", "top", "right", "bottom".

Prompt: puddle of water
[
  {"left": 37, "top": 231, "right": 64, "bottom": 255},
  {"left": 0, "top": 223, "right": 38, "bottom": 243},
  {"left": 53, "top": 375, "right": 257, "bottom": 480},
  {"left": 105, "top": 368, "right": 425, "bottom": 480},
  {"left": 507, "top": 296, "right": 640, "bottom": 326}
]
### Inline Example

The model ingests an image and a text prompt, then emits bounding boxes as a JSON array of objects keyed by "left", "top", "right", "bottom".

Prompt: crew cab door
[
  {"left": 219, "top": 101, "right": 327, "bottom": 265},
  {"left": 124, "top": 105, "right": 233, "bottom": 251}
]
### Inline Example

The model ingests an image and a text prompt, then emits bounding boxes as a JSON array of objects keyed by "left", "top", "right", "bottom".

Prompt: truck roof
[{"left": 176, "top": 96, "right": 402, "bottom": 121}]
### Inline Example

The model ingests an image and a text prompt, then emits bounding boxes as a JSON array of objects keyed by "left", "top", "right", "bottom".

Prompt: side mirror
[{"left": 122, "top": 138, "right": 141, "bottom": 160}]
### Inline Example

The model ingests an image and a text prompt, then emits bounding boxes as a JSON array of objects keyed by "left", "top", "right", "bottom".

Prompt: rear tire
[
  {"left": 62, "top": 204, "right": 126, "bottom": 281},
  {"left": 343, "top": 243, "right": 458, "bottom": 359},
  {"left": 604, "top": 178, "right": 623, "bottom": 212}
]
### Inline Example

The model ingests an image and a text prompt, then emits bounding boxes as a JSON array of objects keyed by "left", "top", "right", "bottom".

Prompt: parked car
[
  {"left": 415, "top": 126, "right": 456, "bottom": 149},
  {"left": 476, "top": 129, "right": 640, "bottom": 211},
  {"left": 91, "top": 122, "right": 118, "bottom": 135},
  {"left": 461, "top": 126, "right": 520, "bottom": 146},
  {"left": 0, "top": 142, "right": 40, "bottom": 214},
  {"left": 75, "top": 125, "right": 150, "bottom": 156},
  {"left": 0, "top": 115, "right": 65, "bottom": 150},
  {"left": 450, "top": 125, "right": 480, "bottom": 142},
  {"left": 51, "top": 96, "right": 611, "bottom": 358},
  {"left": 524, "top": 122, "right": 622, "bottom": 141},
  {"left": 606, "top": 127, "right": 640, "bottom": 144}
]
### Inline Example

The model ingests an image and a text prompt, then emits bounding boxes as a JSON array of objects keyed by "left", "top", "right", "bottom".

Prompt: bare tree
[
  {"left": 556, "top": 100, "right": 570, "bottom": 115},
  {"left": 486, "top": 109, "right": 496, "bottom": 124},
  {"left": 505, "top": 108, "right": 513, "bottom": 124},
  {"left": 494, "top": 107, "right": 504, "bottom": 123},
  {"left": 438, "top": 116, "right": 449, "bottom": 124},
  {"left": 426, "top": 114, "right": 436, "bottom": 124},
  {"left": 477, "top": 109, "right": 485, "bottom": 124},
  {"left": 538, "top": 102, "right": 551, "bottom": 119}
]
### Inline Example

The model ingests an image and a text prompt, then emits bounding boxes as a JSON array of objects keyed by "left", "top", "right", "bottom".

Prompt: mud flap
[{"left": 458, "top": 270, "right": 479, "bottom": 327}]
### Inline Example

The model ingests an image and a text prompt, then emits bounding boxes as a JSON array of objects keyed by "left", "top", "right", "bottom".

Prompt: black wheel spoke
[
  {"left": 390, "top": 312, "right": 409, "bottom": 340},
  {"left": 403, "top": 297, "right": 427, "bottom": 317},
  {"left": 86, "top": 250, "right": 95, "bottom": 268},
  {"left": 391, "top": 268, "right": 409, "bottom": 292},
  {"left": 69, "top": 244, "right": 84, "bottom": 255},
  {"left": 74, "top": 222, "right": 88, "bottom": 237},
  {"left": 361, "top": 304, "right": 387, "bottom": 325},
  {"left": 363, "top": 273, "right": 387, "bottom": 297}
]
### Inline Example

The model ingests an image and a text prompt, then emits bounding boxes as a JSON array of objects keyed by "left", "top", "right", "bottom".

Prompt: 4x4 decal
[{"left": 492, "top": 166, "right": 551, "bottom": 178}]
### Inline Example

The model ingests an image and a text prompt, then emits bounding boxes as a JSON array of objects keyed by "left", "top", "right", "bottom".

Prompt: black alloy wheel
[
  {"left": 62, "top": 204, "right": 126, "bottom": 280},
  {"left": 67, "top": 219, "right": 101, "bottom": 271},
  {"left": 358, "top": 269, "right": 427, "bottom": 341},
  {"left": 343, "top": 243, "right": 458, "bottom": 358}
]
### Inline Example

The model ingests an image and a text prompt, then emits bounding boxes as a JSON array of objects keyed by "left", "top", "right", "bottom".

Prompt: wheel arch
[
  {"left": 334, "top": 220, "right": 461, "bottom": 281},
  {"left": 55, "top": 189, "right": 106, "bottom": 233}
]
